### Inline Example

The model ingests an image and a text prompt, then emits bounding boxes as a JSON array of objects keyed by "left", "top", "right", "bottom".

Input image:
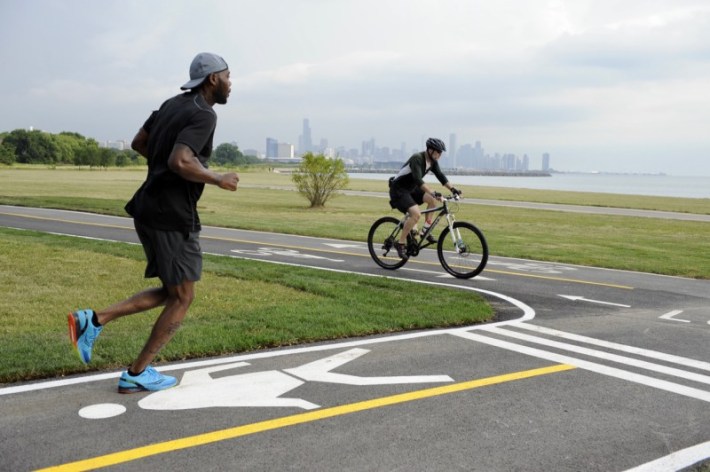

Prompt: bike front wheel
[
  {"left": 367, "top": 216, "right": 408, "bottom": 270},
  {"left": 437, "top": 221, "right": 488, "bottom": 278}
]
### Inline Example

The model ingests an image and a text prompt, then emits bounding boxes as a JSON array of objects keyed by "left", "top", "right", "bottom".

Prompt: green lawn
[{"left": 0, "top": 227, "right": 491, "bottom": 383}]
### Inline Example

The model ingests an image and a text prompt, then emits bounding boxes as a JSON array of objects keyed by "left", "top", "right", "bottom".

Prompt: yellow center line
[
  {"left": 482, "top": 269, "right": 634, "bottom": 289},
  {"left": 0, "top": 211, "right": 131, "bottom": 231},
  {"left": 38, "top": 363, "right": 575, "bottom": 471}
]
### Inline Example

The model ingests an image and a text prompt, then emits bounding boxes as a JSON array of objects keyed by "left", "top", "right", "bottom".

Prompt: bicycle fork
[{"left": 444, "top": 213, "right": 465, "bottom": 253}]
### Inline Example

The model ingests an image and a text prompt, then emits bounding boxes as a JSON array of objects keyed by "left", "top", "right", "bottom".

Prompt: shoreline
[{"left": 347, "top": 168, "right": 551, "bottom": 177}]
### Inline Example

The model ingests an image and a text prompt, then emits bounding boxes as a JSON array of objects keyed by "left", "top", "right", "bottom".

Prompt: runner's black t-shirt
[{"left": 126, "top": 92, "right": 217, "bottom": 232}]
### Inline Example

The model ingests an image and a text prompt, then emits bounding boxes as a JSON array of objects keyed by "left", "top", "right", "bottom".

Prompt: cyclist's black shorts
[{"left": 389, "top": 187, "right": 425, "bottom": 213}]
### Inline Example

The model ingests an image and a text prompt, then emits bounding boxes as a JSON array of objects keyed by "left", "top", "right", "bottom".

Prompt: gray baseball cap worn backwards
[{"left": 181, "top": 52, "right": 229, "bottom": 90}]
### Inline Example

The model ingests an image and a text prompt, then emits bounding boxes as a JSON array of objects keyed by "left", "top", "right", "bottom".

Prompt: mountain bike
[{"left": 367, "top": 194, "right": 488, "bottom": 279}]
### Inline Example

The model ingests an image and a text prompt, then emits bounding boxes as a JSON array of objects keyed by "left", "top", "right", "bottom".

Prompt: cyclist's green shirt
[{"left": 391, "top": 151, "right": 449, "bottom": 192}]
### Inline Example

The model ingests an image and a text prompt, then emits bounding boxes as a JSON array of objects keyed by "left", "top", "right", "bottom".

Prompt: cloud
[{"left": 539, "top": 4, "right": 710, "bottom": 77}]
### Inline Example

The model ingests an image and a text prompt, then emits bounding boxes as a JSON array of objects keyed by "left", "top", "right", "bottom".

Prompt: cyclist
[{"left": 388, "top": 137, "right": 461, "bottom": 259}]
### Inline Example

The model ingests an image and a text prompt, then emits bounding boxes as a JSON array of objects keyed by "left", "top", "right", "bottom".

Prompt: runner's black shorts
[
  {"left": 134, "top": 220, "right": 202, "bottom": 286},
  {"left": 389, "top": 186, "right": 426, "bottom": 213}
]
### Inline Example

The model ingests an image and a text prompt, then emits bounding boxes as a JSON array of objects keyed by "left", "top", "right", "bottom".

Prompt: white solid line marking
[
  {"left": 452, "top": 331, "right": 710, "bottom": 403},
  {"left": 515, "top": 323, "right": 710, "bottom": 372},
  {"left": 622, "top": 440, "right": 710, "bottom": 472},
  {"left": 481, "top": 326, "right": 710, "bottom": 385}
]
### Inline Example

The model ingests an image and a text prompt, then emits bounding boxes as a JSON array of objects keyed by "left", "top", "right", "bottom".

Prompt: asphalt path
[{"left": 0, "top": 205, "right": 709, "bottom": 471}]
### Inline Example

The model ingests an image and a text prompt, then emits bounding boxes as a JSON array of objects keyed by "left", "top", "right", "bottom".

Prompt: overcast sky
[{"left": 2, "top": 0, "right": 710, "bottom": 174}]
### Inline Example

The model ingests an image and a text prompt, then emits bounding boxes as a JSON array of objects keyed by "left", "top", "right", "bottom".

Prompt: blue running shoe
[
  {"left": 68, "top": 309, "right": 102, "bottom": 364},
  {"left": 118, "top": 366, "right": 177, "bottom": 394}
]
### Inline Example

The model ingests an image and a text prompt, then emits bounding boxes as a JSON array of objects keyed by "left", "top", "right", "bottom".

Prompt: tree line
[{"left": 0, "top": 129, "right": 260, "bottom": 167}]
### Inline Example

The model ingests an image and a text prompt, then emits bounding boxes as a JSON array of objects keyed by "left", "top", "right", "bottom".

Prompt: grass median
[{"left": 0, "top": 227, "right": 492, "bottom": 383}]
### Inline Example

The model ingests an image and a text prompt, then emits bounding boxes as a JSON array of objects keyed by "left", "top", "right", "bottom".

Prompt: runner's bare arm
[{"left": 168, "top": 143, "right": 238, "bottom": 191}]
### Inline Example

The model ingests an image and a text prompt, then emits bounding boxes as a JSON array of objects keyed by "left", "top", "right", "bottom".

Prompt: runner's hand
[{"left": 219, "top": 173, "right": 239, "bottom": 191}]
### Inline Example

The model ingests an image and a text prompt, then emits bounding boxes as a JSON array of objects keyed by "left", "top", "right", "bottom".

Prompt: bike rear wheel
[
  {"left": 367, "top": 216, "right": 408, "bottom": 270},
  {"left": 437, "top": 221, "right": 488, "bottom": 278}
]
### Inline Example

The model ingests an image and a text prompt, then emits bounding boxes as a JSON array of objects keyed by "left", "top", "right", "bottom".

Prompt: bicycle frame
[{"left": 401, "top": 196, "right": 461, "bottom": 252}]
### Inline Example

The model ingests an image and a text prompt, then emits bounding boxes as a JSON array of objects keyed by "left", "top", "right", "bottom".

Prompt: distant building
[
  {"left": 299, "top": 118, "right": 313, "bottom": 155},
  {"left": 266, "top": 137, "right": 278, "bottom": 158},
  {"left": 277, "top": 142, "right": 294, "bottom": 158},
  {"left": 542, "top": 153, "right": 550, "bottom": 171},
  {"left": 361, "top": 138, "right": 375, "bottom": 158},
  {"left": 444, "top": 133, "right": 457, "bottom": 169},
  {"left": 456, "top": 144, "right": 473, "bottom": 169},
  {"left": 104, "top": 140, "right": 127, "bottom": 150}
]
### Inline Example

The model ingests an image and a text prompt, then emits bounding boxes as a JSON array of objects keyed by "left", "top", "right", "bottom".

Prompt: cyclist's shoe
[
  {"left": 422, "top": 233, "right": 437, "bottom": 244},
  {"left": 118, "top": 366, "right": 177, "bottom": 394},
  {"left": 393, "top": 242, "right": 408, "bottom": 259},
  {"left": 68, "top": 309, "right": 102, "bottom": 364}
]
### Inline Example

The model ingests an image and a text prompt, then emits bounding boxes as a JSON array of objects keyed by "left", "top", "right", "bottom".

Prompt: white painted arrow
[
  {"left": 285, "top": 348, "right": 453, "bottom": 385},
  {"left": 659, "top": 310, "right": 690, "bottom": 323},
  {"left": 230, "top": 247, "right": 343, "bottom": 262},
  {"left": 559, "top": 295, "right": 630, "bottom": 308},
  {"left": 323, "top": 243, "right": 362, "bottom": 249}
]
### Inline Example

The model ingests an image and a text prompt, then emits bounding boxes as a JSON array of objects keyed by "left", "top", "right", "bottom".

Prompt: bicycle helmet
[{"left": 425, "top": 137, "right": 446, "bottom": 152}]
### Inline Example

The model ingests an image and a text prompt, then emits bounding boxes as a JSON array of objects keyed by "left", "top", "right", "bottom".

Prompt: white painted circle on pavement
[{"left": 78, "top": 403, "right": 127, "bottom": 419}]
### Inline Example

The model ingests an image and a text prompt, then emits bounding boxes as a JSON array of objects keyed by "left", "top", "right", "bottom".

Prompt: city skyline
[{"left": 261, "top": 119, "right": 547, "bottom": 171}]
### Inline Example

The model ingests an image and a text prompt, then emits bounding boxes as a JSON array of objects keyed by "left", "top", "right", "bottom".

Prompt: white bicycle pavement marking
[{"left": 137, "top": 348, "right": 452, "bottom": 412}]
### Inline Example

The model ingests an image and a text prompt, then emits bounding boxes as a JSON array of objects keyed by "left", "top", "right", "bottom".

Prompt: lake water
[{"left": 348, "top": 172, "right": 710, "bottom": 199}]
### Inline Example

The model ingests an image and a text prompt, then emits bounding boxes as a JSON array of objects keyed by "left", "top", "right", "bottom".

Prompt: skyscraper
[
  {"left": 362, "top": 138, "right": 375, "bottom": 157},
  {"left": 542, "top": 153, "right": 550, "bottom": 172},
  {"left": 447, "top": 133, "right": 457, "bottom": 169},
  {"left": 266, "top": 137, "right": 278, "bottom": 158},
  {"left": 473, "top": 141, "right": 484, "bottom": 168},
  {"left": 300, "top": 119, "right": 313, "bottom": 154}
]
